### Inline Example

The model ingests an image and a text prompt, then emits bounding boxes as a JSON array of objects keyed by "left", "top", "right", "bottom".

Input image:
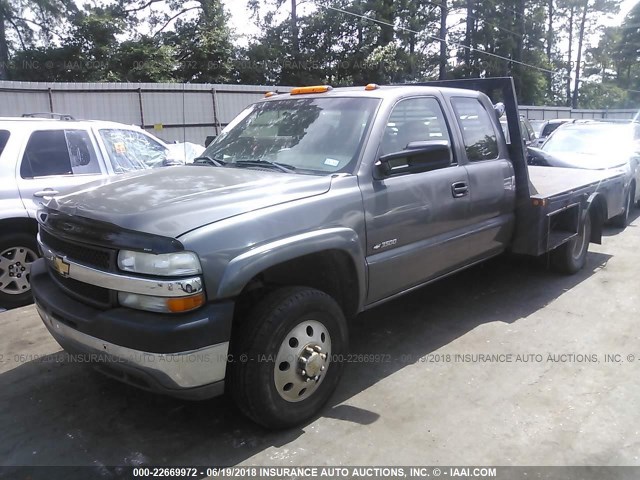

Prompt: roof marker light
[
  {"left": 365, "top": 83, "right": 379, "bottom": 91},
  {"left": 290, "top": 86, "right": 333, "bottom": 95}
]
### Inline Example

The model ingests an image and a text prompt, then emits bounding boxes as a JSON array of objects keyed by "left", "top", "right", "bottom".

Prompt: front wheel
[
  {"left": 0, "top": 233, "right": 39, "bottom": 309},
  {"left": 550, "top": 213, "right": 591, "bottom": 275},
  {"left": 228, "top": 287, "right": 348, "bottom": 429}
]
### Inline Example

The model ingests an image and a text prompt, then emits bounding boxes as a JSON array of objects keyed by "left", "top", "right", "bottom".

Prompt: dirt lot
[{"left": 1, "top": 211, "right": 639, "bottom": 474}]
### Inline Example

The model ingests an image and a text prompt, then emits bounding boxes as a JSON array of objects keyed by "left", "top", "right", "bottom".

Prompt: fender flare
[{"left": 216, "top": 227, "right": 367, "bottom": 308}]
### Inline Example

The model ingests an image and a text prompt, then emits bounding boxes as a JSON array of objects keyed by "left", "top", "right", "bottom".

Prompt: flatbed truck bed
[{"left": 528, "top": 166, "right": 625, "bottom": 200}]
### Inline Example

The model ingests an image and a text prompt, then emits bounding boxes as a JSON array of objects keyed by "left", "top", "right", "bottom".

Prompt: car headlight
[{"left": 118, "top": 250, "right": 202, "bottom": 276}]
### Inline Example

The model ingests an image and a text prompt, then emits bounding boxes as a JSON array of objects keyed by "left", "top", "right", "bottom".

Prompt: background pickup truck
[{"left": 30, "top": 78, "right": 626, "bottom": 429}]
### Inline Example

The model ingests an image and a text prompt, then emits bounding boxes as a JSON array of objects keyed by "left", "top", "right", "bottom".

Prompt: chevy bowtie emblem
[{"left": 53, "top": 256, "right": 70, "bottom": 277}]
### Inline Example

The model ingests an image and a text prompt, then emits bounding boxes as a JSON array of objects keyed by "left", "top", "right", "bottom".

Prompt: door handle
[
  {"left": 451, "top": 182, "right": 469, "bottom": 198},
  {"left": 33, "top": 189, "right": 60, "bottom": 198}
]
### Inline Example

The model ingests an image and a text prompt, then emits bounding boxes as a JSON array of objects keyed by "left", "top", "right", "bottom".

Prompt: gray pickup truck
[{"left": 30, "top": 78, "right": 626, "bottom": 428}]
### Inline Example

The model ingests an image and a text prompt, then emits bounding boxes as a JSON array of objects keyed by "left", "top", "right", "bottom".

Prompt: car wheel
[
  {"left": 0, "top": 233, "right": 39, "bottom": 309},
  {"left": 228, "top": 286, "right": 348, "bottom": 429},
  {"left": 551, "top": 213, "right": 591, "bottom": 275}
]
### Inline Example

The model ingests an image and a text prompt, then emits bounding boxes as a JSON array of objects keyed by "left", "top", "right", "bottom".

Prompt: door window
[
  {"left": 20, "top": 129, "right": 101, "bottom": 178},
  {"left": 451, "top": 97, "right": 499, "bottom": 162},
  {"left": 99, "top": 129, "right": 166, "bottom": 172},
  {"left": 0, "top": 130, "right": 9, "bottom": 157},
  {"left": 380, "top": 97, "right": 452, "bottom": 161}
]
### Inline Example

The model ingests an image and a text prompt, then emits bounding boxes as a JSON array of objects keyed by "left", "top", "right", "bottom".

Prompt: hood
[
  {"left": 47, "top": 166, "right": 332, "bottom": 238},
  {"left": 542, "top": 150, "right": 628, "bottom": 170}
]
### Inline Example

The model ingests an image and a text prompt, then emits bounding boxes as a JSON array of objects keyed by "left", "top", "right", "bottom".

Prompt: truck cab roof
[{"left": 260, "top": 85, "right": 484, "bottom": 103}]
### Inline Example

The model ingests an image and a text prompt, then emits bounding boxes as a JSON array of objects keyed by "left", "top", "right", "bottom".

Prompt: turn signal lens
[
  {"left": 167, "top": 293, "right": 206, "bottom": 313},
  {"left": 290, "top": 85, "right": 333, "bottom": 95},
  {"left": 118, "top": 292, "right": 206, "bottom": 313}
]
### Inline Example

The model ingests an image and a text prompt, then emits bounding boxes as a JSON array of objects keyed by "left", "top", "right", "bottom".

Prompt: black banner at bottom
[{"left": 2, "top": 466, "right": 639, "bottom": 480}]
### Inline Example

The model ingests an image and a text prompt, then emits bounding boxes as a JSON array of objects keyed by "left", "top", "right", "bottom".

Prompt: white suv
[{"left": 0, "top": 114, "right": 179, "bottom": 309}]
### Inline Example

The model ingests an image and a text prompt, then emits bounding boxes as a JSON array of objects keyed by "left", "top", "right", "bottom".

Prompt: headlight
[
  {"left": 118, "top": 292, "right": 205, "bottom": 313},
  {"left": 118, "top": 250, "right": 202, "bottom": 276}
]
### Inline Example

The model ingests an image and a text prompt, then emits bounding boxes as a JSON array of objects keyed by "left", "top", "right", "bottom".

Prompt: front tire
[
  {"left": 0, "top": 233, "right": 39, "bottom": 309},
  {"left": 228, "top": 287, "right": 348, "bottom": 429},
  {"left": 550, "top": 213, "right": 591, "bottom": 275}
]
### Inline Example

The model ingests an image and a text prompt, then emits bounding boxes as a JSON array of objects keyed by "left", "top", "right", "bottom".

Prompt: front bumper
[{"left": 31, "top": 259, "right": 234, "bottom": 400}]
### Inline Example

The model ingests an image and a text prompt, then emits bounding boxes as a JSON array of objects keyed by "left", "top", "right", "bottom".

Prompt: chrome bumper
[{"left": 37, "top": 305, "right": 229, "bottom": 390}]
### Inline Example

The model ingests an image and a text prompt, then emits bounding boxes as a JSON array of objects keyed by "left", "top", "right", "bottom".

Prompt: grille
[
  {"left": 40, "top": 229, "right": 113, "bottom": 270},
  {"left": 50, "top": 267, "right": 112, "bottom": 308}
]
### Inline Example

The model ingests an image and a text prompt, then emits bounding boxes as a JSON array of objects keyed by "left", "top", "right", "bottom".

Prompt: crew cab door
[
  {"left": 449, "top": 97, "right": 516, "bottom": 255},
  {"left": 16, "top": 128, "right": 107, "bottom": 217},
  {"left": 361, "top": 96, "right": 474, "bottom": 304}
]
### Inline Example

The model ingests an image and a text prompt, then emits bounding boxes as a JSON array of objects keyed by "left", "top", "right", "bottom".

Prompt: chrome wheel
[
  {"left": 0, "top": 246, "right": 38, "bottom": 295},
  {"left": 274, "top": 320, "right": 331, "bottom": 403}
]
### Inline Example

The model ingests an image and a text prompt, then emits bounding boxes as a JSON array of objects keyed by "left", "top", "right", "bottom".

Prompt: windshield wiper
[
  {"left": 235, "top": 159, "right": 296, "bottom": 173},
  {"left": 192, "top": 155, "right": 226, "bottom": 167}
]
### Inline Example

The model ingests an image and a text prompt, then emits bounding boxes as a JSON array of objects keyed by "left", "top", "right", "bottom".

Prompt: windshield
[
  {"left": 542, "top": 125, "right": 634, "bottom": 158},
  {"left": 203, "top": 97, "right": 380, "bottom": 174}
]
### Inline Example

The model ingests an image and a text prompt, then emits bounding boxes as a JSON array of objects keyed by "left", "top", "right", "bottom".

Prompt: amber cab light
[
  {"left": 290, "top": 85, "right": 333, "bottom": 95},
  {"left": 264, "top": 91, "right": 278, "bottom": 98},
  {"left": 365, "top": 83, "right": 379, "bottom": 91}
]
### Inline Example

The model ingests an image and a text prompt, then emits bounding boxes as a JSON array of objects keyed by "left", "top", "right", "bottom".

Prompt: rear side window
[
  {"left": 541, "top": 122, "right": 563, "bottom": 137},
  {"left": 451, "top": 97, "right": 499, "bottom": 162},
  {"left": 0, "top": 130, "right": 9, "bottom": 157},
  {"left": 21, "top": 129, "right": 101, "bottom": 178}
]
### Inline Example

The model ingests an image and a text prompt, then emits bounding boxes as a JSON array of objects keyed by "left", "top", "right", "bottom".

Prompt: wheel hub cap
[
  {"left": 0, "top": 246, "right": 38, "bottom": 295},
  {"left": 299, "top": 345, "right": 327, "bottom": 379},
  {"left": 274, "top": 320, "right": 332, "bottom": 403}
]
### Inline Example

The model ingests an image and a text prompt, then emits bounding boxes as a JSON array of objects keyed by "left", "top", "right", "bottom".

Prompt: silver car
[
  {"left": 0, "top": 114, "right": 177, "bottom": 309},
  {"left": 541, "top": 121, "right": 640, "bottom": 227}
]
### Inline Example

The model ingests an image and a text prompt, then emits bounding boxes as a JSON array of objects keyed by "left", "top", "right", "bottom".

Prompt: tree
[
  {"left": 439, "top": 0, "right": 448, "bottom": 79},
  {"left": 555, "top": 0, "right": 620, "bottom": 107},
  {"left": 112, "top": 37, "right": 176, "bottom": 82},
  {"left": 0, "top": 0, "right": 77, "bottom": 79},
  {"left": 577, "top": 81, "right": 627, "bottom": 108},
  {"left": 619, "top": 1, "right": 640, "bottom": 91}
]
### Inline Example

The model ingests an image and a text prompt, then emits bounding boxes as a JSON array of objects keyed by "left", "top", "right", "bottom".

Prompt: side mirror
[
  {"left": 375, "top": 141, "right": 452, "bottom": 178},
  {"left": 204, "top": 135, "right": 217, "bottom": 147}
]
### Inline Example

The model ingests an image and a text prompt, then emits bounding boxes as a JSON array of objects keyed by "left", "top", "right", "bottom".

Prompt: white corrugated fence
[{"left": 0, "top": 81, "right": 636, "bottom": 145}]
